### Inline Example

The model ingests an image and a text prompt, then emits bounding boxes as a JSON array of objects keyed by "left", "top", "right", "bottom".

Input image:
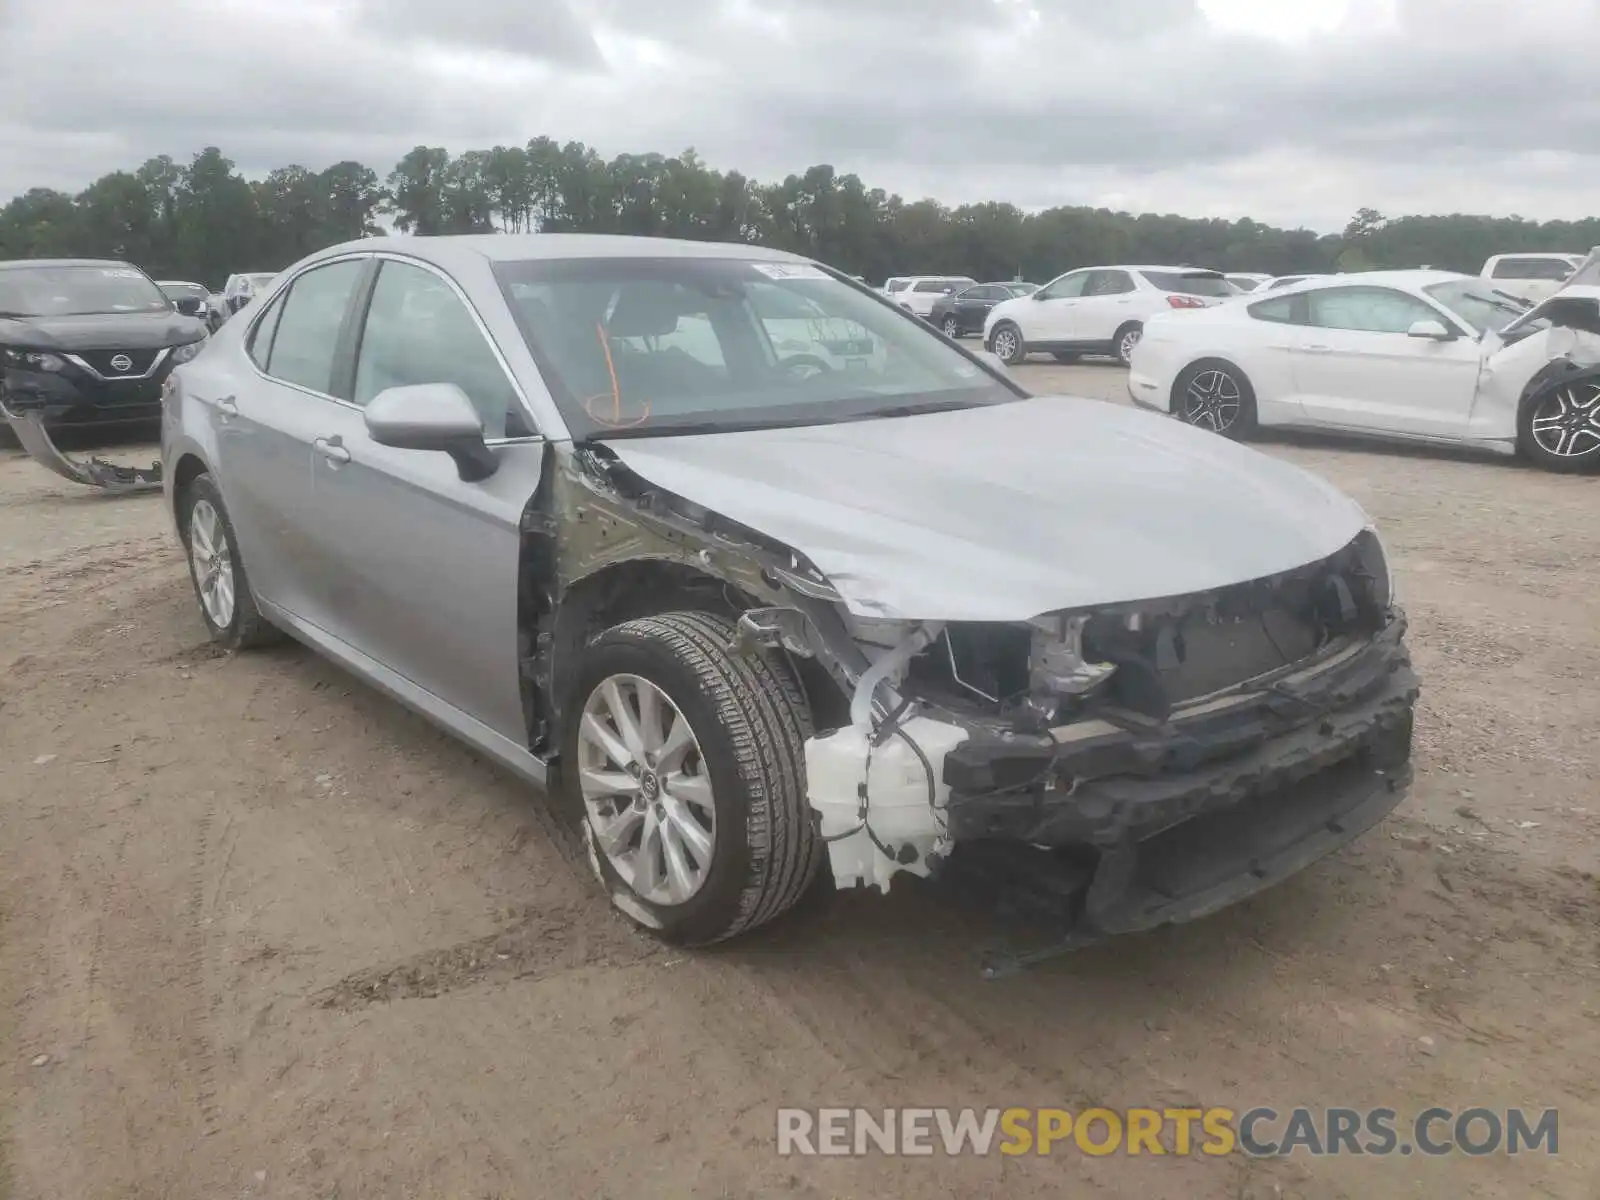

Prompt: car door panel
[
  {"left": 207, "top": 261, "right": 368, "bottom": 620},
  {"left": 1289, "top": 287, "right": 1482, "bottom": 437},
  {"left": 1025, "top": 272, "right": 1089, "bottom": 342},
  {"left": 308, "top": 408, "right": 541, "bottom": 741},
  {"left": 296, "top": 256, "right": 542, "bottom": 743},
  {"left": 1077, "top": 270, "right": 1138, "bottom": 342}
]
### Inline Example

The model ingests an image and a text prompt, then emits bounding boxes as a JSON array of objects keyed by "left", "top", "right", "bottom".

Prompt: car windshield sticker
[{"left": 749, "top": 263, "right": 830, "bottom": 281}]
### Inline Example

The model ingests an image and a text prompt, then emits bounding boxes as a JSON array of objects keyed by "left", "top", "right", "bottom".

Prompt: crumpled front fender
[{"left": 3, "top": 411, "right": 162, "bottom": 494}]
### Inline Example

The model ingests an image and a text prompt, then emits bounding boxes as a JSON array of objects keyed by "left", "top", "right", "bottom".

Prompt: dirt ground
[{"left": 2, "top": 363, "right": 1597, "bottom": 1199}]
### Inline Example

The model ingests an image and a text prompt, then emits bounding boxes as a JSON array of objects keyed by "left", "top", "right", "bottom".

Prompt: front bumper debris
[{"left": 3, "top": 410, "right": 163, "bottom": 493}]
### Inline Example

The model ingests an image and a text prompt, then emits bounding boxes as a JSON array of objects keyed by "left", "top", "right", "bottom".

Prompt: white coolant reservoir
[{"left": 804, "top": 716, "right": 971, "bottom": 893}]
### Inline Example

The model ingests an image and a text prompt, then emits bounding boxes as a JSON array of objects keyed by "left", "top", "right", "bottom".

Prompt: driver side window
[
  {"left": 1037, "top": 271, "right": 1089, "bottom": 301},
  {"left": 353, "top": 261, "right": 529, "bottom": 439},
  {"left": 1309, "top": 287, "right": 1442, "bottom": 335}
]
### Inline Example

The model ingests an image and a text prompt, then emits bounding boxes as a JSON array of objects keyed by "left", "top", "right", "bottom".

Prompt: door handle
[
  {"left": 313, "top": 436, "right": 351, "bottom": 465},
  {"left": 214, "top": 394, "right": 238, "bottom": 416},
  {"left": 1303, "top": 344, "right": 1334, "bottom": 353}
]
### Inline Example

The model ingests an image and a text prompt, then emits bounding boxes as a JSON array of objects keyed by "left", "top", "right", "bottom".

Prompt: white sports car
[{"left": 1128, "top": 270, "right": 1600, "bottom": 472}]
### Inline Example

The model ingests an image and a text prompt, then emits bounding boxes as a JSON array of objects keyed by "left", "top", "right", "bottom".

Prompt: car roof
[
  {"left": 307, "top": 233, "right": 814, "bottom": 271},
  {"left": 0, "top": 258, "right": 134, "bottom": 271}
]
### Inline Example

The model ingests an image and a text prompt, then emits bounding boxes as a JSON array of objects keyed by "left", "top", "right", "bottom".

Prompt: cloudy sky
[{"left": 1, "top": 0, "right": 1596, "bottom": 231}]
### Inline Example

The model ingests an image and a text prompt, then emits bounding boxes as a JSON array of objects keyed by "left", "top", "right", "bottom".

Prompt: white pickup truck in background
[{"left": 1480, "top": 252, "right": 1584, "bottom": 304}]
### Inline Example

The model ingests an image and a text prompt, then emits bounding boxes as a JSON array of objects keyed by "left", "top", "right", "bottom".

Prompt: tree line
[{"left": 1, "top": 141, "right": 1596, "bottom": 290}]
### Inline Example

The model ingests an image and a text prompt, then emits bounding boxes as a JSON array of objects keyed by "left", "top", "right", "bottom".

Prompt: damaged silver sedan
[{"left": 161, "top": 234, "right": 1418, "bottom": 950}]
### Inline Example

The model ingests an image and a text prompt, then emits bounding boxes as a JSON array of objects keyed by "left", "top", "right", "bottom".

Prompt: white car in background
[
  {"left": 983, "top": 265, "right": 1236, "bottom": 366},
  {"left": 1128, "top": 270, "right": 1600, "bottom": 472},
  {"left": 1225, "top": 273, "right": 1273, "bottom": 293},
  {"left": 890, "top": 276, "right": 978, "bottom": 318},
  {"left": 1480, "top": 253, "right": 1583, "bottom": 305}
]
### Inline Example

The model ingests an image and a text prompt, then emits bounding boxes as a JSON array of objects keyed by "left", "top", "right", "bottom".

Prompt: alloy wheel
[
  {"left": 943, "top": 316, "right": 960, "bottom": 337},
  {"left": 1118, "top": 328, "right": 1142, "bottom": 364},
  {"left": 1181, "top": 368, "right": 1243, "bottom": 433},
  {"left": 992, "top": 328, "right": 1020, "bottom": 360},
  {"left": 1529, "top": 383, "right": 1600, "bottom": 459},
  {"left": 576, "top": 674, "right": 717, "bottom": 907},
  {"left": 188, "top": 498, "right": 236, "bottom": 629}
]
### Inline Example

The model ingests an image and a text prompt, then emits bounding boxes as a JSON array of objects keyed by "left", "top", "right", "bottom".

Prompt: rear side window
[
  {"left": 354, "top": 260, "right": 525, "bottom": 439},
  {"left": 1249, "top": 295, "right": 1303, "bottom": 324},
  {"left": 885, "top": 279, "right": 909, "bottom": 292},
  {"left": 264, "top": 260, "right": 364, "bottom": 394},
  {"left": 1140, "top": 270, "right": 1235, "bottom": 297},
  {"left": 1086, "top": 270, "right": 1136, "bottom": 296},
  {"left": 1490, "top": 257, "right": 1576, "bottom": 282},
  {"left": 247, "top": 293, "right": 286, "bottom": 370}
]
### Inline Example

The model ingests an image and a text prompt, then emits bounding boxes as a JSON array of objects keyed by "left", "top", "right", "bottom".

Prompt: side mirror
[
  {"left": 364, "top": 383, "right": 497, "bottom": 481},
  {"left": 1407, "top": 319, "right": 1455, "bottom": 341}
]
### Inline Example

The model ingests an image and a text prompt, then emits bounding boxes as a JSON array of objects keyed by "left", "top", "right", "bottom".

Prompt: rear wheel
[
  {"left": 1114, "top": 323, "right": 1143, "bottom": 366},
  {"left": 941, "top": 314, "right": 961, "bottom": 338},
  {"left": 1174, "top": 359, "right": 1258, "bottom": 440},
  {"left": 989, "top": 322, "right": 1027, "bottom": 365},
  {"left": 561, "top": 611, "right": 823, "bottom": 945},
  {"left": 1517, "top": 378, "right": 1600, "bottom": 473},
  {"left": 178, "top": 474, "right": 281, "bottom": 650}
]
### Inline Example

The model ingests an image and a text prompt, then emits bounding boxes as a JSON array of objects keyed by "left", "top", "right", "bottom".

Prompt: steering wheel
[{"left": 781, "top": 354, "right": 831, "bottom": 380}]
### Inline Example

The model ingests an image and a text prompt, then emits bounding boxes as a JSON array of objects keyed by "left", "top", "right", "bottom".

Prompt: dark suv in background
[{"left": 0, "top": 259, "right": 209, "bottom": 434}]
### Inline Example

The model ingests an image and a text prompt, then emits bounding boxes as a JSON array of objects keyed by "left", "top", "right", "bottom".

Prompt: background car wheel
[
  {"left": 178, "top": 474, "right": 281, "bottom": 650},
  {"left": 941, "top": 315, "right": 961, "bottom": 338},
  {"left": 561, "top": 611, "right": 823, "bottom": 946},
  {"left": 1517, "top": 378, "right": 1600, "bottom": 473},
  {"left": 1114, "top": 323, "right": 1143, "bottom": 366},
  {"left": 1051, "top": 352, "right": 1080, "bottom": 364},
  {"left": 1173, "top": 359, "right": 1259, "bottom": 440},
  {"left": 989, "top": 322, "right": 1027, "bottom": 365}
]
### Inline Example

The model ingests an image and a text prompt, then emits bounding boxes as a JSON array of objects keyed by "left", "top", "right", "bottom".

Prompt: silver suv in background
[
  {"left": 890, "top": 275, "right": 978, "bottom": 318},
  {"left": 161, "top": 234, "right": 1415, "bottom": 955},
  {"left": 1479, "top": 253, "right": 1583, "bottom": 305}
]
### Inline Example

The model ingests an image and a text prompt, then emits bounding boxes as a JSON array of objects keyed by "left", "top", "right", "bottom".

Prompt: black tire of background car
[
  {"left": 1051, "top": 352, "right": 1080, "bottom": 364},
  {"left": 178, "top": 474, "right": 283, "bottom": 650},
  {"left": 942, "top": 315, "right": 961, "bottom": 338},
  {"left": 990, "top": 322, "right": 1028, "bottom": 365},
  {"left": 1114, "top": 322, "right": 1143, "bottom": 367},
  {"left": 560, "top": 611, "right": 824, "bottom": 945},
  {"left": 1515, "top": 382, "right": 1600, "bottom": 474},
  {"left": 1173, "top": 358, "right": 1260, "bottom": 440}
]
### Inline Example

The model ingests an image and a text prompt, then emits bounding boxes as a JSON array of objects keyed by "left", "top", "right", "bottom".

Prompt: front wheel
[
  {"left": 561, "top": 611, "right": 823, "bottom": 945},
  {"left": 1174, "top": 359, "right": 1258, "bottom": 440},
  {"left": 941, "top": 315, "right": 961, "bottom": 338},
  {"left": 989, "top": 322, "right": 1028, "bottom": 365},
  {"left": 1517, "top": 378, "right": 1600, "bottom": 473},
  {"left": 178, "top": 474, "right": 281, "bottom": 649}
]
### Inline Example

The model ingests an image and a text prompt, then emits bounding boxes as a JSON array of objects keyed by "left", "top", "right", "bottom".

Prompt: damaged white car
[
  {"left": 161, "top": 235, "right": 1418, "bottom": 952},
  {"left": 1129, "top": 268, "right": 1600, "bottom": 472}
]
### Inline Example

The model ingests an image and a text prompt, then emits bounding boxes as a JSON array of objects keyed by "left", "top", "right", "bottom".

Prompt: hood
[
  {"left": 0, "top": 310, "right": 207, "bottom": 351},
  {"left": 603, "top": 395, "right": 1370, "bottom": 622}
]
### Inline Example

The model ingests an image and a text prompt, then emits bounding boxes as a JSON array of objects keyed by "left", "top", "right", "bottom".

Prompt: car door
[
  {"left": 954, "top": 285, "right": 999, "bottom": 331},
  {"left": 1289, "top": 285, "right": 1483, "bottom": 438},
  {"left": 297, "top": 256, "right": 545, "bottom": 743},
  {"left": 1075, "top": 269, "right": 1139, "bottom": 342},
  {"left": 210, "top": 257, "right": 368, "bottom": 622},
  {"left": 1023, "top": 270, "right": 1091, "bottom": 342}
]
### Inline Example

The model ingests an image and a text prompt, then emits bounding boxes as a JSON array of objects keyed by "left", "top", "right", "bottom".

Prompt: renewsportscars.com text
[{"left": 775, "top": 1106, "right": 1559, "bottom": 1158}]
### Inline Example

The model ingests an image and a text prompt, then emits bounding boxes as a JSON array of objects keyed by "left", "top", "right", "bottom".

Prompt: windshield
[
  {"left": 494, "top": 256, "right": 1022, "bottom": 439},
  {"left": 0, "top": 264, "right": 170, "bottom": 317},
  {"left": 1423, "top": 280, "right": 1534, "bottom": 334},
  {"left": 1139, "top": 270, "right": 1235, "bottom": 297}
]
